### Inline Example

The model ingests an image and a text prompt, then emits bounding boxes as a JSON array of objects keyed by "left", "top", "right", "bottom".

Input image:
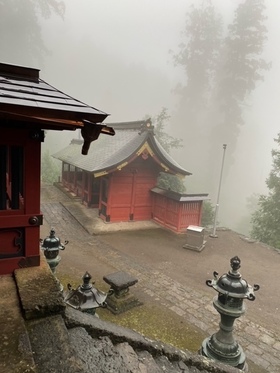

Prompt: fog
[{"left": 3, "top": 0, "right": 280, "bottom": 235}]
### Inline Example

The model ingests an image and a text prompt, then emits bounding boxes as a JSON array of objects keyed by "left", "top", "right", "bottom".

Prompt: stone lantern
[
  {"left": 64, "top": 272, "right": 108, "bottom": 316},
  {"left": 200, "top": 256, "right": 259, "bottom": 371},
  {"left": 40, "top": 228, "right": 68, "bottom": 290}
]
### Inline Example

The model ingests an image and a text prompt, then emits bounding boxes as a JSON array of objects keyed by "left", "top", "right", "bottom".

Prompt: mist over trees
[
  {"left": 0, "top": 0, "right": 64, "bottom": 65},
  {"left": 172, "top": 0, "right": 270, "bottom": 196},
  {"left": 1, "top": 0, "right": 278, "bottom": 238},
  {"left": 172, "top": 2, "right": 222, "bottom": 178},
  {"left": 151, "top": 107, "right": 215, "bottom": 225},
  {"left": 208, "top": 0, "right": 271, "bottom": 186}
]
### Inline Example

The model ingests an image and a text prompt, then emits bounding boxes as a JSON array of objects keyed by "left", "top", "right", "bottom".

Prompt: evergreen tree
[
  {"left": 172, "top": 0, "right": 270, "bottom": 196},
  {"left": 157, "top": 172, "right": 186, "bottom": 194},
  {"left": 41, "top": 149, "right": 60, "bottom": 184},
  {"left": 173, "top": 1, "right": 222, "bottom": 116},
  {"left": 0, "top": 0, "right": 65, "bottom": 65},
  {"left": 172, "top": 1, "right": 222, "bottom": 177},
  {"left": 251, "top": 134, "right": 280, "bottom": 249},
  {"left": 207, "top": 0, "right": 270, "bottom": 189},
  {"left": 153, "top": 107, "right": 182, "bottom": 154},
  {"left": 201, "top": 200, "right": 215, "bottom": 228},
  {"left": 147, "top": 108, "right": 185, "bottom": 193}
]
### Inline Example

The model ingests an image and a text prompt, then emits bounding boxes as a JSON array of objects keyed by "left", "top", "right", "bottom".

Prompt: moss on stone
[
  {"left": 98, "top": 303, "right": 206, "bottom": 352},
  {"left": 60, "top": 274, "right": 206, "bottom": 352}
]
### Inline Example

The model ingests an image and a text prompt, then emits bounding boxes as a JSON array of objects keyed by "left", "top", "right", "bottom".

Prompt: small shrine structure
[
  {"left": 0, "top": 62, "right": 113, "bottom": 275},
  {"left": 54, "top": 120, "right": 208, "bottom": 232}
]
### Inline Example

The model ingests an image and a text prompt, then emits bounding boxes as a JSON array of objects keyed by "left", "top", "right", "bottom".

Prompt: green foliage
[
  {"left": 201, "top": 201, "right": 215, "bottom": 228},
  {"left": 41, "top": 149, "right": 60, "bottom": 184},
  {"left": 157, "top": 172, "right": 186, "bottom": 194},
  {"left": 251, "top": 134, "right": 280, "bottom": 249},
  {"left": 148, "top": 108, "right": 185, "bottom": 194},
  {"left": 153, "top": 107, "right": 182, "bottom": 154},
  {"left": 235, "top": 193, "right": 260, "bottom": 235}
]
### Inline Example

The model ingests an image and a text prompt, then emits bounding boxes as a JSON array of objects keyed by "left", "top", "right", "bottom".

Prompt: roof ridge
[
  {"left": 107, "top": 119, "right": 152, "bottom": 131},
  {"left": 0, "top": 62, "right": 39, "bottom": 81}
]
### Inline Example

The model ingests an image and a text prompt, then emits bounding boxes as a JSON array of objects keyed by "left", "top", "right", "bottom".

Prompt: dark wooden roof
[
  {"left": 53, "top": 120, "right": 191, "bottom": 177},
  {"left": 0, "top": 62, "right": 109, "bottom": 130},
  {"left": 151, "top": 187, "right": 209, "bottom": 202}
]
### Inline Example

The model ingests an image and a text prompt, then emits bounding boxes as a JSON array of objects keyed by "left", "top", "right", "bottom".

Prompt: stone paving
[{"left": 41, "top": 185, "right": 280, "bottom": 373}]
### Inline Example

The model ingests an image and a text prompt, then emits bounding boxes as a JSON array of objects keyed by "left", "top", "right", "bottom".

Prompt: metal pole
[{"left": 210, "top": 144, "right": 227, "bottom": 238}]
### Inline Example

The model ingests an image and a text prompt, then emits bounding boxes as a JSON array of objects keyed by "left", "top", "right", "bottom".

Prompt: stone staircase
[{"left": 0, "top": 256, "right": 241, "bottom": 373}]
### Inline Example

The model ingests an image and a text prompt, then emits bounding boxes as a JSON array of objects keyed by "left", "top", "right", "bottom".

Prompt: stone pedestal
[
  {"left": 200, "top": 308, "right": 247, "bottom": 371},
  {"left": 183, "top": 225, "right": 206, "bottom": 252},
  {"left": 199, "top": 256, "right": 259, "bottom": 371},
  {"left": 103, "top": 271, "right": 142, "bottom": 314}
]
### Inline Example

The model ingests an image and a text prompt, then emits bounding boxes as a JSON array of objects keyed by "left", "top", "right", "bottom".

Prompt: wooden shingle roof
[
  {"left": 0, "top": 62, "right": 114, "bottom": 154},
  {"left": 151, "top": 187, "right": 208, "bottom": 202},
  {"left": 53, "top": 120, "right": 191, "bottom": 177},
  {"left": 0, "top": 62, "right": 108, "bottom": 128}
]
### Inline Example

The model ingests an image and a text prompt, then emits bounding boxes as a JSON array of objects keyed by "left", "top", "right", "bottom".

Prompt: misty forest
[{"left": 2, "top": 0, "right": 280, "bottom": 247}]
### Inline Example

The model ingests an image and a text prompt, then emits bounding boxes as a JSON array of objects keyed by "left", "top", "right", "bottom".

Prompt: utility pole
[{"left": 210, "top": 144, "right": 227, "bottom": 238}]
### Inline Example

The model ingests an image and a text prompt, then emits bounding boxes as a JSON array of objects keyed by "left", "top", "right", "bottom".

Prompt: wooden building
[
  {"left": 54, "top": 121, "right": 208, "bottom": 231},
  {"left": 0, "top": 62, "right": 113, "bottom": 275},
  {"left": 151, "top": 187, "right": 208, "bottom": 233}
]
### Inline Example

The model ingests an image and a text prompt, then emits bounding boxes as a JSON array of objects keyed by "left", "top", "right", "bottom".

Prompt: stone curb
[
  {"left": 64, "top": 307, "right": 242, "bottom": 373},
  {"left": 14, "top": 255, "right": 65, "bottom": 320},
  {"left": 0, "top": 275, "right": 36, "bottom": 373}
]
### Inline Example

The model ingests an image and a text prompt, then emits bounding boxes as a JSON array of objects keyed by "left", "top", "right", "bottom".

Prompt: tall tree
[
  {"left": 171, "top": 1, "right": 222, "bottom": 191},
  {"left": 173, "top": 0, "right": 270, "bottom": 196},
  {"left": 251, "top": 134, "right": 280, "bottom": 249},
  {"left": 173, "top": 1, "right": 222, "bottom": 118},
  {"left": 206, "top": 0, "right": 270, "bottom": 190},
  {"left": 0, "top": 0, "right": 65, "bottom": 65}
]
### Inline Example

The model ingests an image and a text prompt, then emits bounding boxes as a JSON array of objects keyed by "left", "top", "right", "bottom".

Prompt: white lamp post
[{"left": 210, "top": 144, "right": 227, "bottom": 238}]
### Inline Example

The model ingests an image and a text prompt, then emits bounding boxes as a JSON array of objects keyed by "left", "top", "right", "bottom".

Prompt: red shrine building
[
  {"left": 0, "top": 62, "right": 113, "bottom": 275},
  {"left": 54, "top": 120, "right": 208, "bottom": 233}
]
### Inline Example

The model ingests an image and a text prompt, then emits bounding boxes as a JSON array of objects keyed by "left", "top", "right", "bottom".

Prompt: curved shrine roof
[{"left": 53, "top": 120, "right": 191, "bottom": 177}]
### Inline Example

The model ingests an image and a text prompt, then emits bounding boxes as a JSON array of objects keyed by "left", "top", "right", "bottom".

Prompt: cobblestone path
[{"left": 41, "top": 188, "right": 280, "bottom": 373}]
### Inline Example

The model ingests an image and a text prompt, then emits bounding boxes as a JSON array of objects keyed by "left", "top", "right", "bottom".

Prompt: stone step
[
  {"left": 0, "top": 275, "right": 35, "bottom": 373},
  {"left": 64, "top": 308, "right": 241, "bottom": 373},
  {"left": 117, "top": 341, "right": 163, "bottom": 372},
  {"left": 69, "top": 326, "right": 138, "bottom": 373},
  {"left": 27, "top": 315, "right": 84, "bottom": 373},
  {"left": 69, "top": 326, "right": 175, "bottom": 373},
  {"left": 135, "top": 349, "right": 169, "bottom": 372},
  {"left": 153, "top": 354, "right": 206, "bottom": 373},
  {"left": 69, "top": 326, "right": 209, "bottom": 373}
]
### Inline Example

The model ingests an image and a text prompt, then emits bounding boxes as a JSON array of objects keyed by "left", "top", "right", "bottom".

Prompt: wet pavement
[{"left": 40, "top": 184, "right": 280, "bottom": 373}]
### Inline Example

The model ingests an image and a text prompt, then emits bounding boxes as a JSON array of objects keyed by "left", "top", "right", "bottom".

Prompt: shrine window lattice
[{"left": 0, "top": 145, "right": 24, "bottom": 211}]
